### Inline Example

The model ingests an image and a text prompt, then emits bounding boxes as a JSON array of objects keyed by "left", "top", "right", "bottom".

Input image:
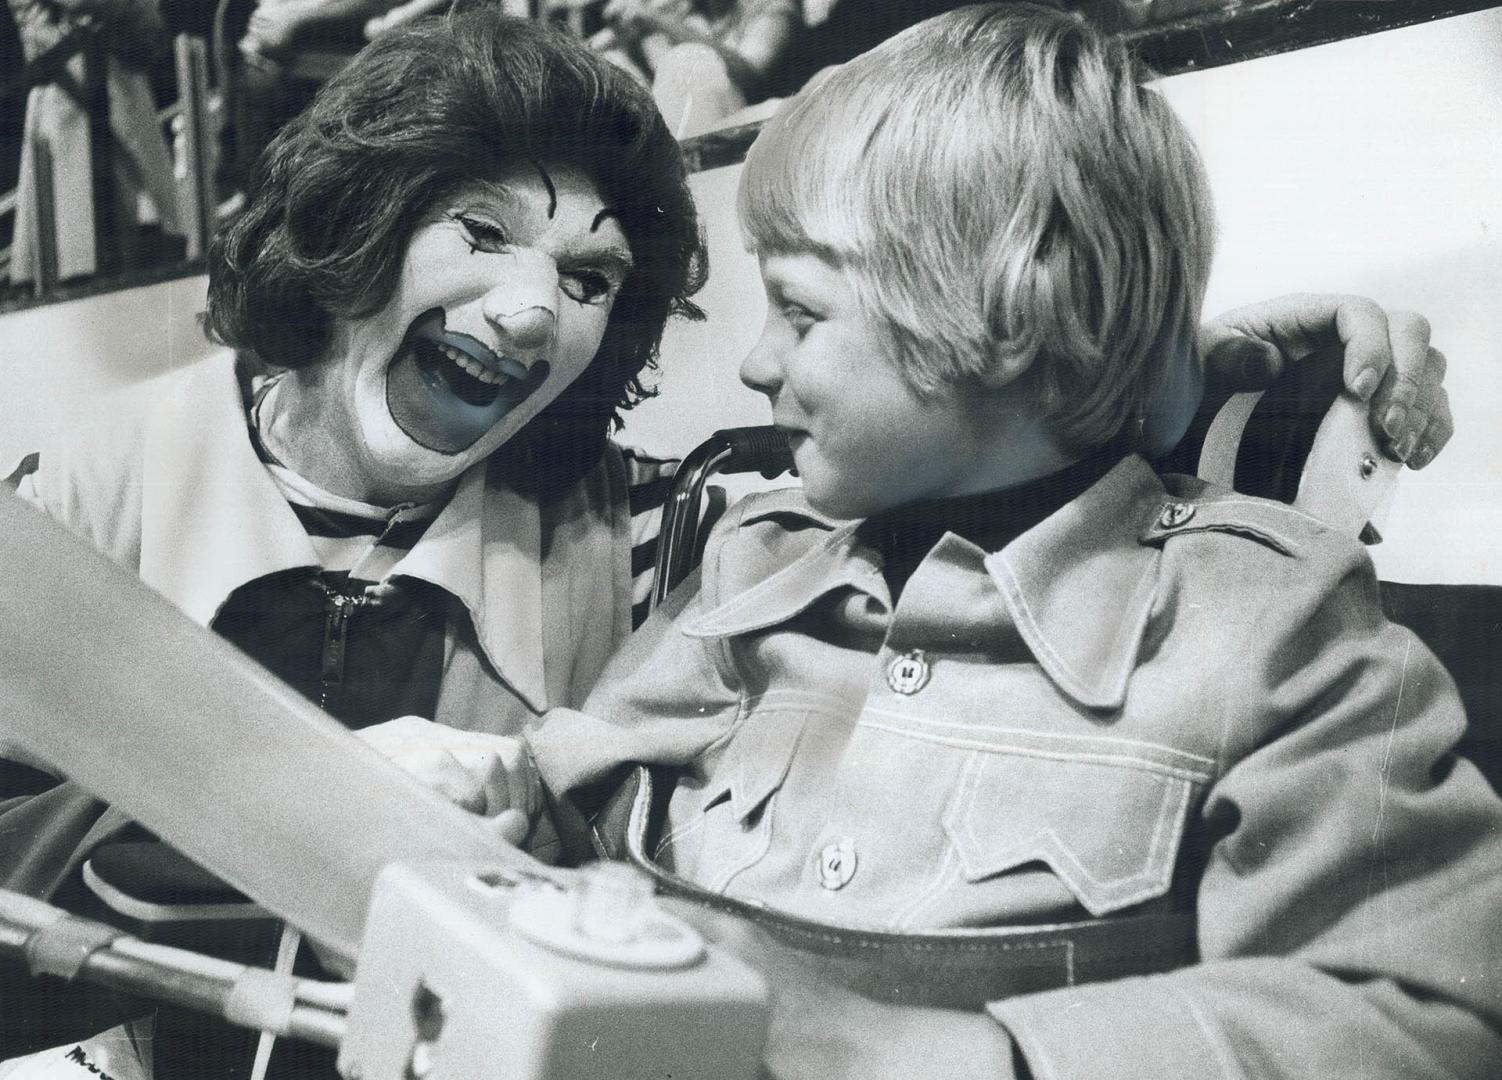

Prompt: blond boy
[{"left": 532, "top": 5, "right": 1502, "bottom": 1077}]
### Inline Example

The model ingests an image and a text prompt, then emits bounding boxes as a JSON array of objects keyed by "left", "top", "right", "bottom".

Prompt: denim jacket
[{"left": 532, "top": 455, "right": 1502, "bottom": 1079}]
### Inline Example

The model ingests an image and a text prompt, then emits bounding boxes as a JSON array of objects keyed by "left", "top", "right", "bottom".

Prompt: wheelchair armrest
[{"left": 652, "top": 426, "right": 795, "bottom": 610}]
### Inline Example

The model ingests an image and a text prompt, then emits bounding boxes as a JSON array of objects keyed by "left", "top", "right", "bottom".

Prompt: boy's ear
[{"left": 974, "top": 350, "right": 1034, "bottom": 390}]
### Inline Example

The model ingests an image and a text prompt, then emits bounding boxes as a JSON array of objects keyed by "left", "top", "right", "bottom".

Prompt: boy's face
[{"left": 741, "top": 252, "right": 1028, "bottom": 520}]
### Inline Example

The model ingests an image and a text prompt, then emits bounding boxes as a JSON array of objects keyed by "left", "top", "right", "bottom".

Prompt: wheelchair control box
[{"left": 340, "top": 860, "right": 770, "bottom": 1080}]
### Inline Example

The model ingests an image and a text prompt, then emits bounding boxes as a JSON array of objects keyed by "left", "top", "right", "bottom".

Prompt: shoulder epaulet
[{"left": 1144, "top": 475, "right": 1345, "bottom": 559}]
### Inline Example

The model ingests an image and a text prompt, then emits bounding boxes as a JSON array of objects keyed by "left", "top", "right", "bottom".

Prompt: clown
[{"left": 8, "top": 8, "right": 706, "bottom": 871}]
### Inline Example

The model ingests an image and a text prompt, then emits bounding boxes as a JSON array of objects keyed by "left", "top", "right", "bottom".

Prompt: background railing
[{"left": 1, "top": 0, "right": 1497, "bottom": 311}]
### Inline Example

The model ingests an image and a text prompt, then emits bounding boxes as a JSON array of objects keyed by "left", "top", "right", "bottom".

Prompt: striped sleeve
[{"left": 621, "top": 448, "right": 680, "bottom": 629}]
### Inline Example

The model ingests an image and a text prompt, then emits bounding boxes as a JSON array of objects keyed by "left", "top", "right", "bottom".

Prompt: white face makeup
[{"left": 281, "top": 161, "right": 632, "bottom": 506}]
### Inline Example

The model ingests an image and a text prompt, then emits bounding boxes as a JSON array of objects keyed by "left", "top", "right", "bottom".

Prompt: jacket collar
[
  {"left": 684, "top": 456, "right": 1170, "bottom": 711},
  {"left": 984, "top": 455, "right": 1166, "bottom": 710},
  {"left": 137, "top": 355, "right": 318, "bottom": 626},
  {"left": 682, "top": 518, "right": 887, "bottom": 639},
  {"left": 135, "top": 354, "right": 550, "bottom": 712}
]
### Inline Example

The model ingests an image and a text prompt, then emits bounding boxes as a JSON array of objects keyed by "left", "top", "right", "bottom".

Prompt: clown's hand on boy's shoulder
[
  {"left": 1188, "top": 293, "right": 1450, "bottom": 469},
  {"left": 355, "top": 715, "right": 535, "bottom": 845}
]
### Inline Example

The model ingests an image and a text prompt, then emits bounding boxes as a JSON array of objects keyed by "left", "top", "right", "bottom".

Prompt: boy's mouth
[{"left": 386, "top": 309, "right": 550, "bottom": 454}]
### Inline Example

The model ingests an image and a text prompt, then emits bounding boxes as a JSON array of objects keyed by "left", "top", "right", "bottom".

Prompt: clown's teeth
[{"left": 433, "top": 340, "right": 506, "bottom": 384}]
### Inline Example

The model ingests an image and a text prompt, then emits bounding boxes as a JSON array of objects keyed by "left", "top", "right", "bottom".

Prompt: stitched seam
[
  {"left": 712, "top": 788, "right": 780, "bottom": 892},
  {"left": 857, "top": 720, "right": 1213, "bottom": 782},
  {"left": 700, "top": 699, "right": 823, "bottom": 816},
  {"left": 752, "top": 930, "right": 1078, "bottom": 955},
  {"left": 1374, "top": 637, "right": 1415, "bottom": 848},
  {"left": 1111, "top": 774, "right": 1187, "bottom": 906},
  {"left": 1104, "top": 560, "right": 1159, "bottom": 700},
  {"left": 902, "top": 754, "right": 985, "bottom": 929},
  {"left": 1055, "top": 775, "right": 1189, "bottom": 909},
  {"left": 953, "top": 761, "right": 1189, "bottom": 912},
  {"left": 740, "top": 690, "right": 849, "bottom": 714},
  {"left": 1169, "top": 522, "right": 1298, "bottom": 556},
  {"left": 653, "top": 813, "right": 705, "bottom": 861},
  {"left": 991, "top": 553, "right": 1156, "bottom": 704},
  {"left": 860, "top": 709, "right": 1215, "bottom": 766},
  {"left": 994, "top": 556, "right": 1083, "bottom": 687},
  {"left": 889, "top": 843, "right": 963, "bottom": 932},
  {"left": 1205, "top": 496, "right": 1327, "bottom": 533}
]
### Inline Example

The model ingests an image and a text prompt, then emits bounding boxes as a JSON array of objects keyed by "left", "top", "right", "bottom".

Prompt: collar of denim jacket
[
  {"left": 681, "top": 513, "right": 887, "bottom": 640},
  {"left": 682, "top": 457, "right": 1171, "bottom": 712},
  {"left": 983, "top": 454, "right": 1168, "bottom": 711}
]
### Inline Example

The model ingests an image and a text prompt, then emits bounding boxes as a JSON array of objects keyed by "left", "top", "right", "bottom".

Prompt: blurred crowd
[{"left": 0, "top": 0, "right": 1048, "bottom": 291}]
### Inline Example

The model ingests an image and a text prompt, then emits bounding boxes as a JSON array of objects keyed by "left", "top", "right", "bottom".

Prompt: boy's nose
[
  {"left": 739, "top": 326, "right": 783, "bottom": 398},
  {"left": 481, "top": 252, "right": 559, "bottom": 358}
]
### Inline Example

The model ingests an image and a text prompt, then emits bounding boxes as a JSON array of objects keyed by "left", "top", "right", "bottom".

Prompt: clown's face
[{"left": 303, "top": 161, "right": 631, "bottom": 505}]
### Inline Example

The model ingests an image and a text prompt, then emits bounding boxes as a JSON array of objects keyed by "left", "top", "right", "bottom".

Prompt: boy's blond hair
[{"left": 738, "top": 2, "right": 1215, "bottom": 452}]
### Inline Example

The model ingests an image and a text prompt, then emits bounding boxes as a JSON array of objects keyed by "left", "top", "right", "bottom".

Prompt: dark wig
[{"left": 205, "top": 5, "right": 706, "bottom": 494}]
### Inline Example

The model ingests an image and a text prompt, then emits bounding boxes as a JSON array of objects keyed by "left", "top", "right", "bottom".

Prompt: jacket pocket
[
  {"left": 654, "top": 699, "right": 808, "bottom": 892},
  {"left": 941, "top": 743, "right": 1211, "bottom": 917}
]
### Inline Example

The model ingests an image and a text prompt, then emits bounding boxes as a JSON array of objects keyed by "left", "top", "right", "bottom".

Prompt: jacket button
[
  {"left": 1158, "top": 501, "right": 1196, "bottom": 528},
  {"left": 817, "top": 839, "right": 858, "bottom": 890},
  {"left": 887, "top": 649, "right": 930, "bottom": 695}
]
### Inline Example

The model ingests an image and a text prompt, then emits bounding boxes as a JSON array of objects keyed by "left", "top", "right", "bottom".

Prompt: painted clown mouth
[{"left": 386, "top": 309, "right": 551, "bottom": 454}]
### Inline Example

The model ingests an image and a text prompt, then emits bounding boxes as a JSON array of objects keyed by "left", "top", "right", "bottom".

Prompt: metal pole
[
  {"left": 27, "top": 136, "right": 60, "bottom": 296},
  {"left": 173, "top": 34, "right": 213, "bottom": 258},
  {"left": 83, "top": 36, "right": 120, "bottom": 276},
  {"left": 0, "top": 890, "right": 348, "bottom": 1048}
]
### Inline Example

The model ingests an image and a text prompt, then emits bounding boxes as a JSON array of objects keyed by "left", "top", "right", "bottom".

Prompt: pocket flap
[
  {"left": 943, "top": 751, "right": 1200, "bottom": 917},
  {"left": 701, "top": 704, "right": 808, "bottom": 822}
]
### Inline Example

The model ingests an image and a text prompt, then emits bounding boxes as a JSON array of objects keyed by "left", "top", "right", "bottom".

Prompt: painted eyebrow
[
  {"left": 530, "top": 160, "right": 558, "bottom": 219},
  {"left": 569, "top": 244, "right": 635, "bottom": 281},
  {"left": 590, "top": 208, "right": 621, "bottom": 233}
]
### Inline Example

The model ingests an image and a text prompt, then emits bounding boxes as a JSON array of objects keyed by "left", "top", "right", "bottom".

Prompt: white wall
[
  {"left": 623, "top": 7, "right": 1502, "bottom": 584},
  {"left": 0, "top": 274, "right": 216, "bottom": 474},
  {"left": 1162, "top": 9, "right": 1502, "bottom": 585}
]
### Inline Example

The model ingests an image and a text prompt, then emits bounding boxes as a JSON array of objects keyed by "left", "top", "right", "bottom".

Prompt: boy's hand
[
  {"left": 1197, "top": 294, "right": 1451, "bottom": 469},
  {"left": 355, "top": 715, "right": 533, "bottom": 845}
]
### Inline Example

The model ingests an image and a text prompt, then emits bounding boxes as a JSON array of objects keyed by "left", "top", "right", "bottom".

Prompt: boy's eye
[
  {"left": 781, "top": 304, "right": 816, "bottom": 337},
  {"left": 560, "top": 270, "right": 618, "bottom": 306},
  {"left": 452, "top": 213, "right": 508, "bottom": 253}
]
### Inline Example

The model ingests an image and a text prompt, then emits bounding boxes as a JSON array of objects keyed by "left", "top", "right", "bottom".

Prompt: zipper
[{"left": 320, "top": 588, "right": 367, "bottom": 710}]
